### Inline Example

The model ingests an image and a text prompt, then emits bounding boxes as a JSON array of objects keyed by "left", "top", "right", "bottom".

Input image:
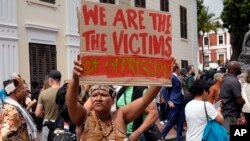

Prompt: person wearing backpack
[
  {"left": 47, "top": 82, "right": 76, "bottom": 141},
  {"left": 35, "top": 70, "right": 61, "bottom": 141}
]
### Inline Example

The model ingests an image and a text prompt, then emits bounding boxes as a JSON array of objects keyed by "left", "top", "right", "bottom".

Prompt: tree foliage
[
  {"left": 198, "top": 7, "right": 221, "bottom": 34},
  {"left": 197, "top": 0, "right": 221, "bottom": 71},
  {"left": 197, "top": 0, "right": 221, "bottom": 34},
  {"left": 221, "top": 0, "right": 250, "bottom": 60}
]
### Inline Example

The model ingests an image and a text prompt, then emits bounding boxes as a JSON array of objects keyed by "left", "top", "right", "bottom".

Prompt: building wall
[
  {"left": 146, "top": 0, "right": 198, "bottom": 69},
  {"left": 0, "top": 0, "right": 18, "bottom": 87},
  {"left": 198, "top": 28, "right": 231, "bottom": 70},
  {"left": 0, "top": 0, "right": 198, "bottom": 88}
]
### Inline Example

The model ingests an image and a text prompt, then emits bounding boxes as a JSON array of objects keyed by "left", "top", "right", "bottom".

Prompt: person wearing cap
[
  {"left": 0, "top": 77, "right": 37, "bottom": 141},
  {"left": 66, "top": 59, "right": 161, "bottom": 141},
  {"left": 35, "top": 70, "right": 61, "bottom": 141}
]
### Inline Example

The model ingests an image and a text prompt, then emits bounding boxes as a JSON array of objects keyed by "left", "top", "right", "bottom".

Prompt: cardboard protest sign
[{"left": 79, "top": 1, "right": 174, "bottom": 86}]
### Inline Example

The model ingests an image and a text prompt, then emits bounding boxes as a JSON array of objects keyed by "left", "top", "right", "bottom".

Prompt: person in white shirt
[
  {"left": 242, "top": 69, "right": 250, "bottom": 124},
  {"left": 185, "top": 79, "right": 224, "bottom": 141}
]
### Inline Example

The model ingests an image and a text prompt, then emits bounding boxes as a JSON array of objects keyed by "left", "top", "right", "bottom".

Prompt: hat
[
  {"left": 3, "top": 77, "right": 24, "bottom": 95},
  {"left": 49, "top": 70, "right": 61, "bottom": 80}
]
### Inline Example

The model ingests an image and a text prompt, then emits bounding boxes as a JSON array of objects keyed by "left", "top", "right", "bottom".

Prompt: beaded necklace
[{"left": 97, "top": 115, "right": 117, "bottom": 141}]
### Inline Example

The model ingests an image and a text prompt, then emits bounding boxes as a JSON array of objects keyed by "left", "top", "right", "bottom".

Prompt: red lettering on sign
[
  {"left": 112, "top": 31, "right": 172, "bottom": 57},
  {"left": 113, "top": 31, "right": 129, "bottom": 54},
  {"left": 165, "top": 15, "right": 171, "bottom": 34},
  {"left": 129, "top": 33, "right": 140, "bottom": 54},
  {"left": 139, "top": 33, "right": 147, "bottom": 55},
  {"left": 99, "top": 6, "right": 107, "bottom": 26},
  {"left": 149, "top": 13, "right": 157, "bottom": 31},
  {"left": 164, "top": 36, "right": 172, "bottom": 57},
  {"left": 149, "top": 13, "right": 171, "bottom": 34},
  {"left": 81, "top": 55, "right": 173, "bottom": 79},
  {"left": 113, "top": 9, "right": 127, "bottom": 29},
  {"left": 153, "top": 35, "right": 164, "bottom": 56},
  {"left": 113, "top": 9, "right": 145, "bottom": 30},
  {"left": 138, "top": 10, "right": 145, "bottom": 29},
  {"left": 82, "top": 30, "right": 107, "bottom": 51},
  {"left": 82, "top": 4, "right": 107, "bottom": 26},
  {"left": 126, "top": 9, "right": 138, "bottom": 29}
]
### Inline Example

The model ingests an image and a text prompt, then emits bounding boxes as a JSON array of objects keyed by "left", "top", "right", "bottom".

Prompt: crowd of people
[{"left": 0, "top": 59, "right": 249, "bottom": 141}]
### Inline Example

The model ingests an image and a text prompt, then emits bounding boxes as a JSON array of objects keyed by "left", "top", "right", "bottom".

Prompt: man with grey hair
[
  {"left": 219, "top": 61, "right": 245, "bottom": 132},
  {"left": 208, "top": 73, "right": 224, "bottom": 104}
]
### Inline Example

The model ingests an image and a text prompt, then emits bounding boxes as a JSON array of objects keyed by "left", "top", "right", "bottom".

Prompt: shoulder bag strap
[{"left": 204, "top": 101, "right": 209, "bottom": 122}]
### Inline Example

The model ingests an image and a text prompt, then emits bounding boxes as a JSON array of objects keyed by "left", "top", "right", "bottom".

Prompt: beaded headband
[{"left": 89, "top": 85, "right": 116, "bottom": 97}]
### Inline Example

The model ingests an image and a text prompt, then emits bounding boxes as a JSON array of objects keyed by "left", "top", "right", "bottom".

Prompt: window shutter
[
  {"left": 180, "top": 6, "right": 187, "bottom": 39},
  {"left": 100, "top": 0, "right": 115, "bottom": 4},
  {"left": 29, "top": 43, "right": 57, "bottom": 89},
  {"left": 135, "top": 0, "right": 145, "bottom": 8},
  {"left": 160, "top": 0, "right": 169, "bottom": 12}
]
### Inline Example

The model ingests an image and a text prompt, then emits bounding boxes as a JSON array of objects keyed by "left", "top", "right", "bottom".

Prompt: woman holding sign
[{"left": 66, "top": 58, "right": 161, "bottom": 141}]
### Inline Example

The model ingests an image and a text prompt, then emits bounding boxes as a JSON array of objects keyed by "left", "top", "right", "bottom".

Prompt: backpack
[
  {"left": 52, "top": 132, "right": 73, "bottom": 141},
  {"left": 47, "top": 117, "right": 76, "bottom": 141},
  {"left": 46, "top": 84, "right": 77, "bottom": 141}
]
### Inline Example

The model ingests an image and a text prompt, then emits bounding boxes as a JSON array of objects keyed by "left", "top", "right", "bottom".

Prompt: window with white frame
[
  {"left": 204, "top": 36, "right": 209, "bottom": 46},
  {"left": 218, "top": 54, "right": 225, "bottom": 66},
  {"left": 218, "top": 35, "right": 224, "bottom": 45},
  {"left": 204, "top": 55, "right": 209, "bottom": 67}
]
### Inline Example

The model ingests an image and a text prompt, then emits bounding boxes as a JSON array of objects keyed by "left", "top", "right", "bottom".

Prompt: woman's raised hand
[{"left": 73, "top": 56, "right": 83, "bottom": 79}]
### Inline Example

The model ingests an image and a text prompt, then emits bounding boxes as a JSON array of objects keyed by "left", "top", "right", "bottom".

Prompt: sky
[{"left": 203, "top": 0, "right": 224, "bottom": 18}]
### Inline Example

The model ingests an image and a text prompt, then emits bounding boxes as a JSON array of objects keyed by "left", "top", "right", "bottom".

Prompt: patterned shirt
[{"left": 0, "top": 103, "right": 31, "bottom": 141}]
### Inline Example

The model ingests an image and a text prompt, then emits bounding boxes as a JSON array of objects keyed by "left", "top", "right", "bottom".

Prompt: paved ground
[
  {"left": 37, "top": 130, "right": 42, "bottom": 141},
  {"left": 156, "top": 119, "right": 186, "bottom": 141},
  {"left": 36, "top": 119, "right": 186, "bottom": 141}
]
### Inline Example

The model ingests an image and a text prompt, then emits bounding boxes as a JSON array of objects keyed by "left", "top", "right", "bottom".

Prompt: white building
[{"left": 0, "top": 0, "right": 198, "bottom": 89}]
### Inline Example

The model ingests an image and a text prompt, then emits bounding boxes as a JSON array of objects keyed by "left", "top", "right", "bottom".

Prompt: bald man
[{"left": 219, "top": 61, "right": 245, "bottom": 132}]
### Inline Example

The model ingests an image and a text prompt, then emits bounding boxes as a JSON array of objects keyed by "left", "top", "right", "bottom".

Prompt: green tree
[
  {"left": 197, "top": 0, "right": 221, "bottom": 71},
  {"left": 221, "top": 0, "right": 250, "bottom": 60}
]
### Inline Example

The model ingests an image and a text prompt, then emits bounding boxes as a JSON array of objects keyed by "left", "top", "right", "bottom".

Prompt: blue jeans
[{"left": 42, "top": 126, "right": 49, "bottom": 141}]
